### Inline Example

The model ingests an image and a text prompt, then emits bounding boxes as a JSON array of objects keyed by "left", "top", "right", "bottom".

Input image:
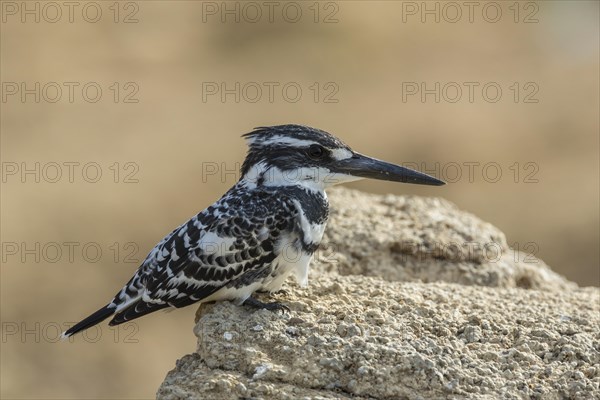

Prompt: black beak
[{"left": 333, "top": 153, "right": 445, "bottom": 186}]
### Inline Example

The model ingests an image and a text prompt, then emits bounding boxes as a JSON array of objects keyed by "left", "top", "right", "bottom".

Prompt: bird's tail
[{"left": 61, "top": 304, "right": 115, "bottom": 339}]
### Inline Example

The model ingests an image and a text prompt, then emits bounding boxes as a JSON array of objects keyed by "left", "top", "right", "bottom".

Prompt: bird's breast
[{"left": 272, "top": 240, "right": 313, "bottom": 288}]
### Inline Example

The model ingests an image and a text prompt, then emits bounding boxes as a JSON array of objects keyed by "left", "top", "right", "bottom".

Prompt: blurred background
[{"left": 1, "top": 1, "right": 598, "bottom": 398}]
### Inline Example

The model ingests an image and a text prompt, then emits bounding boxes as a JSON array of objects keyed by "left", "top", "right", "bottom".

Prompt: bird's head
[{"left": 240, "top": 124, "right": 444, "bottom": 190}]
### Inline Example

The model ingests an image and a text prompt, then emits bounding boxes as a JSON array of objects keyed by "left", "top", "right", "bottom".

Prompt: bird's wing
[{"left": 108, "top": 189, "right": 300, "bottom": 324}]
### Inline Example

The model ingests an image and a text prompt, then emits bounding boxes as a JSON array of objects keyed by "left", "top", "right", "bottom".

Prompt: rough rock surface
[
  {"left": 317, "top": 189, "right": 574, "bottom": 291},
  {"left": 157, "top": 189, "right": 599, "bottom": 399}
]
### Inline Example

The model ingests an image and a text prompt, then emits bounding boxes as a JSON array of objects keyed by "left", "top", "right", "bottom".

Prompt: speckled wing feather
[{"left": 108, "top": 187, "right": 299, "bottom": 325}]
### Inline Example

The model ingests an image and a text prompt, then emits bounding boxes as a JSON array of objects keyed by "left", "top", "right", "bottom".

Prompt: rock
[
  {"left": 317, "top": 188, "right": 574, "bottom": 291},
  {"left": 158, "top": 276, "right": 599, "bottom": 400},
  {"left": 159, "top": 353, "right": 362, "bottom": 400},
  {"left": 157, "top": 189, "right": 599, "bottom": 399}
]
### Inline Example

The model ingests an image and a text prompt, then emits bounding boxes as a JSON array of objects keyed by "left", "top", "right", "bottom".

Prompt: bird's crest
[{"left": 242, "top": 124, "right": 348, "bottom": 149}]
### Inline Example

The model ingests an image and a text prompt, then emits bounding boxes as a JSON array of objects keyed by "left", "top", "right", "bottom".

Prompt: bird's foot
[
  {"left": 243, "top": 296, "right": 290, "bottom": 314},
  {"left": 272, "top": 289, "right": 289, "bottom": 296}
]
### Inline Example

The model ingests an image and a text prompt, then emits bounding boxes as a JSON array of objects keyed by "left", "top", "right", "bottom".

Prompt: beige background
[{"left": 1, "top": 1, "right": 598, "bottom": 399}]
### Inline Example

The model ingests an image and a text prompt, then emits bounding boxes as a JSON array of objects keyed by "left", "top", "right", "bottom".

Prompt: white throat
[{"left": 241, "top": 163, "right": 362, "bottom": 192}]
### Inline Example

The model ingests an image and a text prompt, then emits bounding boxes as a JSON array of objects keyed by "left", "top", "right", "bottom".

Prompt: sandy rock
[
  {"left": 158, "top": 275, "right": 599, "bottom": 399},
  {"left": 317, "top": 188, "right": 573, "bottom": 291},
  {"left": 158, "top": 353, "right": 364, "bottom": 400},
  {"left": 157, "top": 189, "right": 598, "bottom": 399}
]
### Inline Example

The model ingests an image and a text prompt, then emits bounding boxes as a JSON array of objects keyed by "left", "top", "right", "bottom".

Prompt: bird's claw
[
  {"left": 265, "top": 302, "right": 290, "bottom": 313},
  {"left": 244, "top": 296, "right": 290, "bottom": 314}
]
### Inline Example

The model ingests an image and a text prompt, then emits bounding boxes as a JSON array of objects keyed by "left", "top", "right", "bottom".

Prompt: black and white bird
[{"left": 62, "top": 124, "right": 444, "bottom": 338}]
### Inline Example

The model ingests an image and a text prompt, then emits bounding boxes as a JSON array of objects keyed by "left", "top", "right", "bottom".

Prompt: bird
[{"left": 62, "top": 124, "right": 444, "bottom": 338}]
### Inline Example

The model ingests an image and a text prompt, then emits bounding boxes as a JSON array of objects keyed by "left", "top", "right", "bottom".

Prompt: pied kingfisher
[{"left": 62, "top": 124, "right": 444, "bottom": 338}]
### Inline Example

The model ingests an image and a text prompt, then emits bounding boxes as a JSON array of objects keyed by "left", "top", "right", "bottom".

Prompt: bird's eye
[{"left": 308, "top": 145, "right": 325, "bottom": 159}]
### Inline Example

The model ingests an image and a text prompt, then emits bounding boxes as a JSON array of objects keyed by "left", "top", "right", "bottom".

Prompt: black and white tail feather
[{"left": 62, "top": 124, "right": 444, "bottom": 339}]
